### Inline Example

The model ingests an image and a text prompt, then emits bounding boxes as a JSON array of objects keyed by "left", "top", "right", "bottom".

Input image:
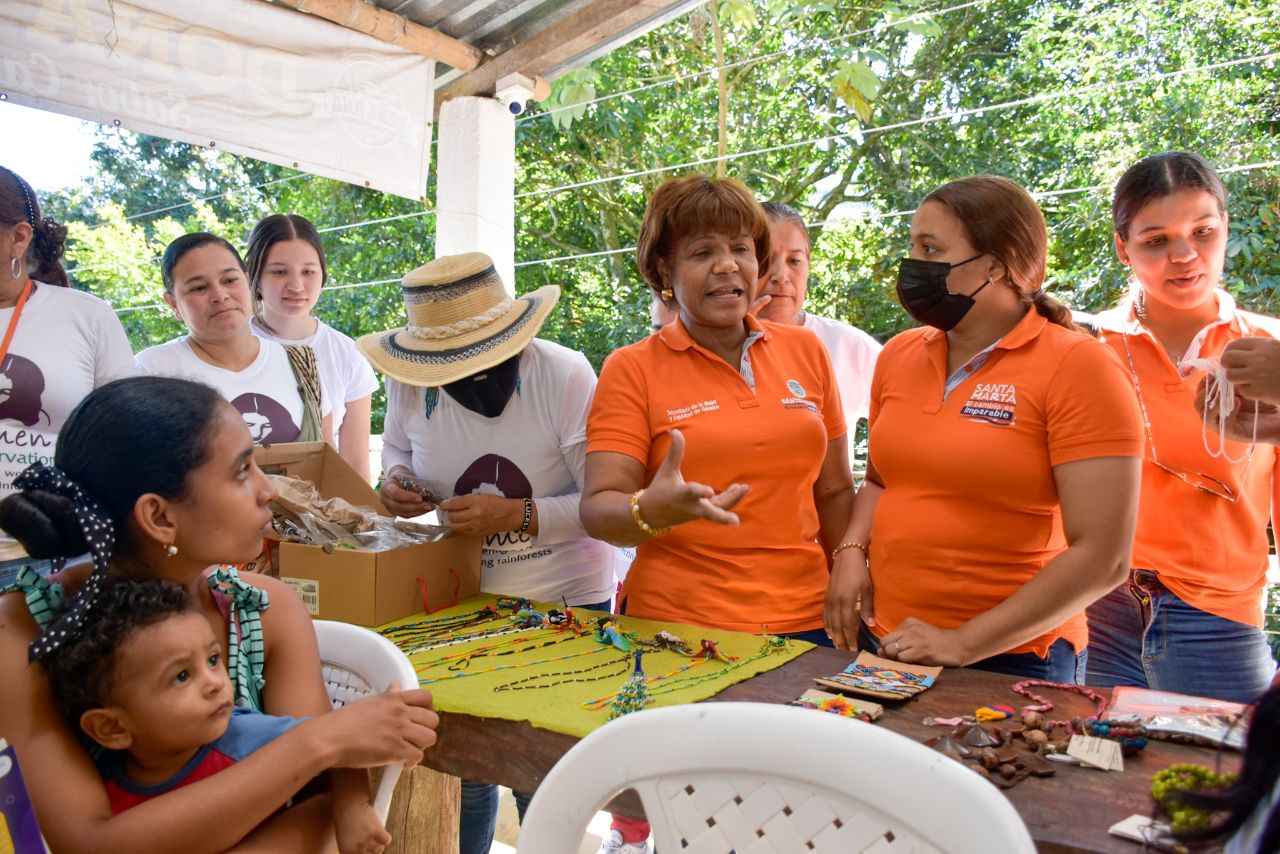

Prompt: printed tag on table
[{"left": 1067, "top": 734, "right": 1124, "bottom": 771}]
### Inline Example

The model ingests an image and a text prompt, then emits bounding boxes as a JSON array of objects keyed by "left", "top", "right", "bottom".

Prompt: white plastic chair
[
  {"left": 518, "top": 702, "right": 1036, "bottom": 854},
  {"left": 314, "top": 619, "right": 418, "bottom": 823}
]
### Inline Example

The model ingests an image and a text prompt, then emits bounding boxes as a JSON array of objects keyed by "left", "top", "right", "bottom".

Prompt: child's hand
[{"left": 335, "top": 799, "right": 392, "bottom": 854}]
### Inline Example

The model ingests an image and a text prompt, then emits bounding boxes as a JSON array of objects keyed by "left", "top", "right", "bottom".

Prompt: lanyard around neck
[{"left": 0, "top": 279, "right": 34, "bottom": 367}]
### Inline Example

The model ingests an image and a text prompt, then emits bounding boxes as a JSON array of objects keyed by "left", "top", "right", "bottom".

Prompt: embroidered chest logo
[
  {"left": 960, "top": 382, "right": 1017, "bottom": 426},
  {"left": 781, "top": 379, "right": 818, "bottom": 413},
  {"left": 666, "top": 399, "right": 720, "bottom": 423}
]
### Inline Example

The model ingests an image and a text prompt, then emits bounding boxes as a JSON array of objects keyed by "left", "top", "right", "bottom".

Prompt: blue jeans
[
  {"left": 780, "top": 627, "right": 835, "bottom": 648},
  {"left": 1086, "top": 570, "right": 1275, "bottom": 703},
  {"left": 858, "top": 625, "right": 1085, "bottom": 683},
  {"left": 458, "top": 597, "right": 613, "bottom": 854}
]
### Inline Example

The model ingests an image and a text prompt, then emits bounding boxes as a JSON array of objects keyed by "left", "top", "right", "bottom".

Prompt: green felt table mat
[{"left": 374, "top": 595, "right": 813, "bottom": 738}]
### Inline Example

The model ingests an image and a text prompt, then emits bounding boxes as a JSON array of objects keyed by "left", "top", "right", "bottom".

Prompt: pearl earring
[{"left": 165, "top": 544, "right": 179, "bottom": 557}]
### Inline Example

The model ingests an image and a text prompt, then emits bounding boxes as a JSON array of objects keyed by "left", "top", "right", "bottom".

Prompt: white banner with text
[{"left": 1, "top": 0, "right": 434, "bottom": 199}]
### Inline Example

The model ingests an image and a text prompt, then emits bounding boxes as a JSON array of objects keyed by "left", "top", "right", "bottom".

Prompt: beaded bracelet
[
  {"left": 519, "top": 498, "right": 534, "bottom": 534},
  {"left": 629, "top": 489, "right": 670, "bottom": 537},
  {"left": 1151, "top": 763, "right": 1238, "bottom": 834},
  {"left": 831, "top": 541, "right": 867, "bottom": 561}
]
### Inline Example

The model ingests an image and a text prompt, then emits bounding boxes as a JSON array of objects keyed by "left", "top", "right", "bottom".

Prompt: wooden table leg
[{"left": 385, "top": 766, "right": 460, "bottom": 854}]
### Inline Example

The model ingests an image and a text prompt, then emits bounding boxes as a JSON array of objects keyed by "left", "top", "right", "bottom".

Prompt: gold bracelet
[
  {"left": 629, "top": 489, "right": 670, "bottom": 537},
  {"left": 831, "top": 541, "right": 867, "bottom": 561}
]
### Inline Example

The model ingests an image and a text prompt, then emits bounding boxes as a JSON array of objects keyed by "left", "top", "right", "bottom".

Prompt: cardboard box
[{"left": 255, "top": 442, "right": 481, "bottom": 626}]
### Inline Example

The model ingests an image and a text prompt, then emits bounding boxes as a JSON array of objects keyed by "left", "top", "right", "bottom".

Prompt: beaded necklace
[
  {"left": 645, "top": 636, "right": 788, "bottom": 698},
  {"left": 413, "top": 630, "right": 579, "bottom": 673},
  {"left": 410, "top": 613, "right": 589, "bottom": 671},
  {"left": 580, "top": 652, "right": 721, "bottom": 711},
  {"left": 581, "top": 637, "right": 785, "bottom": 711},
  {"left": 380, "top": 596, "right": 530, "bottom": 641},
  {"left": 492, "top": 653, "right": 632, "bottom": 691},
  {"left": 418, "top": 645, "right": 612, "bottom": 685},
  {"left": 1010, "top": 679, "right": 1107, "bottom": 733},
  {"left": 380, "top": 605, "right": 503, "bottom": 639},
  {"left": 390, "top": 623, "right": 541, "bottom": 656}
]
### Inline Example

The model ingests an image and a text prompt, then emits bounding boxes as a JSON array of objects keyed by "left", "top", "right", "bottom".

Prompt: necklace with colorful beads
[
  {"left": 380, "top": 596, "right": 530, "bottom": 640},
  {"left": 413, "top": 630, "right": 581, "bottom": 673},
  {"left": 581, "top": 637, "right": 786, "bottom": 711},
  {"left": 1010, "top": 679, "right": 1107, "bottom": 734},
  {"left": 492, "top": 653, "right": 633, "bottom": 691},
  {"left": 418, "top": 644, "right": 614, "bottom": 685}
]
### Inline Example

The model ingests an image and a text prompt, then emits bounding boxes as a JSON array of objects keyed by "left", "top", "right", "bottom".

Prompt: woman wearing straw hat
[{"left": 360, "top": 251, "right": 615, "bottom": 854}]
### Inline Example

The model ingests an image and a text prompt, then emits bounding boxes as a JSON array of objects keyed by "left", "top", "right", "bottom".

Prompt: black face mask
[
  {"left": 442, "top": 352, "right": 522, "bottom": 418},
  {"left": 895, "top": 254, "right": 988, "bottom": 331}
]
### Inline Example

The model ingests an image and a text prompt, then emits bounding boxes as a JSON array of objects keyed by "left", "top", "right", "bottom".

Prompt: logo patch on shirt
[
  {"left": 786, "top": 379, "right": 806, "bottom": 397},
  {"left": 960, "top": 382, "right": 1017, "bottom": 426},
  {"left": 666, "top": 399, "right": 720, "bottom": 422}
]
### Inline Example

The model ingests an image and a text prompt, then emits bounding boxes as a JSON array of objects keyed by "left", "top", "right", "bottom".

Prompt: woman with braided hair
[{"left": 0, "top": 164, "right": 133, "bottom": 586}]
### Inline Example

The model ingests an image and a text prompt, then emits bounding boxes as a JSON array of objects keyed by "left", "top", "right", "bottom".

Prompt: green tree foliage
[{"left": 43, "top": 0, "right": 1280, "bottom": 429}]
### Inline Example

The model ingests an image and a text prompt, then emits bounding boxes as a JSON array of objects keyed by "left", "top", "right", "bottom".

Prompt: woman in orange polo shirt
[
  {"left": 825, "top": 176, "right": 1144, "bottom": 683},
  {"left": 1087, "top": 152, "right": 1280, "bottom": 703},
  {"left": 582, "top": 174, "right": 854, "bottom": 642}
]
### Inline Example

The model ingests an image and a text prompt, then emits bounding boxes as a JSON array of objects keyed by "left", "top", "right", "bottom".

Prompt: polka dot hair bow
[{"left": 14, "top": 462, "right": 116, "bottom": 662}]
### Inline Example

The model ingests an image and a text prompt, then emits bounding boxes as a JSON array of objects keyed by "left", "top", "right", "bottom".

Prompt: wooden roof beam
[
  {"left": 267, "top": 0, "right": 482, "bottom": 71},
  {"left": 436, "top": 0, "right": 691, "bottom": 101}
]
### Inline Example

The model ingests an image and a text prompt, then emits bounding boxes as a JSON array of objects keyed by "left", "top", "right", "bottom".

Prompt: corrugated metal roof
[
  {"left": 382, "top": 0, "right": 596, "bottom": 55},
  {"left": 375, "top": 0, "right": 703, "bottom": 87}
]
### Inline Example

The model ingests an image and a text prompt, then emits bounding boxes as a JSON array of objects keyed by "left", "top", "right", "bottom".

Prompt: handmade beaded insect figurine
[{"left": 634, "top": 630, "right": 693, "bottom": 655}]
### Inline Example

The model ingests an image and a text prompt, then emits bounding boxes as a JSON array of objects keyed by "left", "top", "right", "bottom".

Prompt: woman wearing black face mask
[
  {"left": 823, "top": 176, "right": 1145, "bottom": 683},
  {"left": 361, "top": 252, "right": 616, "bottom": 854}
]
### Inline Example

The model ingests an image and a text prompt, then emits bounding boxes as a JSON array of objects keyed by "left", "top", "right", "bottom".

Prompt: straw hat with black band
[{"left": 358, "top": 252, "right": 559, "bottom": 387}]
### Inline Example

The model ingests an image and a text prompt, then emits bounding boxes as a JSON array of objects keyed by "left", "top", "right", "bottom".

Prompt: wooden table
[{"left": 422, "top": 646, "right": 1240, "bottom": 853}]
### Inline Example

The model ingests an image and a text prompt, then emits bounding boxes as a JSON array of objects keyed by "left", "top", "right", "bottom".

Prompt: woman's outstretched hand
[{"left": 637, "top": 429, "right": 749, "bottom": 530}]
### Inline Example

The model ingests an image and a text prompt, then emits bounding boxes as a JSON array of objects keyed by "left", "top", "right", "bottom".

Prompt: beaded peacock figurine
[{"left": 609, "top": 651, "right": 649, "bottom": 719}]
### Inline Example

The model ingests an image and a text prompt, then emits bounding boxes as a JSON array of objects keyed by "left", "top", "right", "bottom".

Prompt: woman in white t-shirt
[
  {"left": 0, "top": 165, "right": 134, "bottom": 581},
  {"left": 757, "top": 201, "right": 882, "bottom": 426},
  {"left": 247, "top": 214, "right": 377, "bottom": 482},
  {"left": 359, "top": 251, "right": 614, "bottom": 854},
  {"left": 135, "top": 233, "right": 332, "bottom": 446}
]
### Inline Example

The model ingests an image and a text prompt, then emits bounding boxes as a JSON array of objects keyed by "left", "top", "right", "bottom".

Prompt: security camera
[{"left": 495, "top": 72, "right": 536, "bottom": 116}]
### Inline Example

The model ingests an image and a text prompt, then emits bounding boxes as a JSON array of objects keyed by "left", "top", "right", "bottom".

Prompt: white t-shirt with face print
[
  {"left": 251, "top": 317, "right": 378, "bottom": 448},
  {"left": 381, "top": 338, "right": 615, "bottom": 607},
  {"left": 0, "top": 283, "right": 135, "bottom": 556},
  {"left": 135, "top": 336, "right": 331, "bottom": 445}
]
